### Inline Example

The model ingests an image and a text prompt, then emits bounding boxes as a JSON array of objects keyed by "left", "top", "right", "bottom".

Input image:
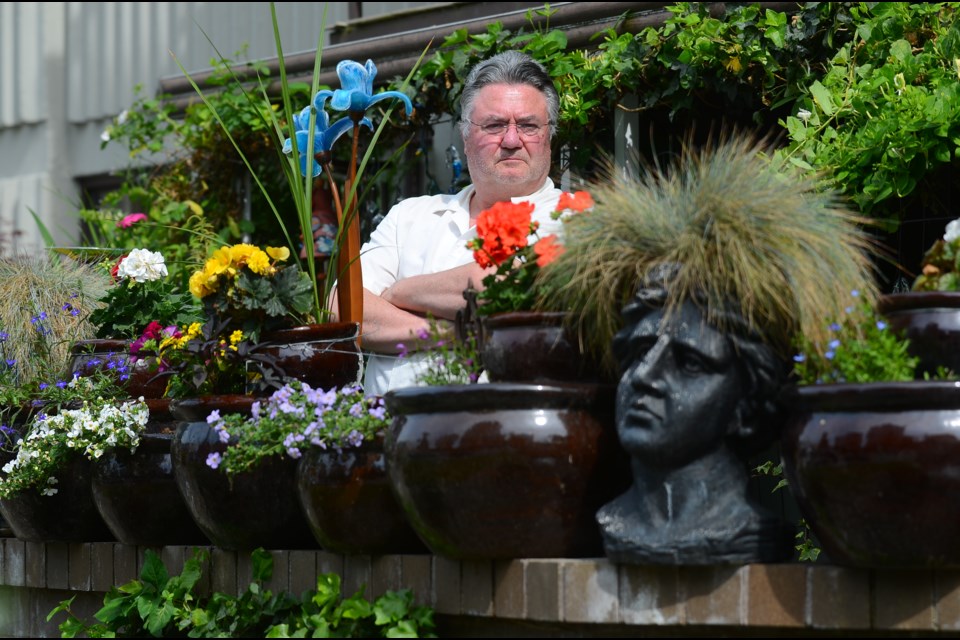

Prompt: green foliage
[
  {"left": 775, "top": 2, "right": 960, "bottom": 222},
  {"left": 791, "top": 290, "right": 924, "bottom": 384},
  {"left": 208, "top": 381, "right": 390, "bottom": 477},
  {"left": 754, "top": 459, "right": 821, "bottom": 562},
  {"left": 48, "top": 547, "right": 437, "bottom": 638}
]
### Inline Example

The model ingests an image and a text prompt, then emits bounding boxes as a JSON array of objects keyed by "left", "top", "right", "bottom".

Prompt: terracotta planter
[
  {"left": 479, "top": 311, "right": 608, "bottom": 383},
  {"left": 384, "top": 383, "right": 631, "bottom": 560},
  {"left": 781, "top": 381, "right": 960, "bottom": 568},
  {"left": 260, "top": 322, "right": 363, "bottom": 391},
  {"left": 68, "top": 339, "right": 166, "bottom": 399},
  {"left": 91, "top": 399, "right": 209, "bottom": 546},
  {"left": 296, "top": 434, "right": 427, "bottom": 555},
  {"left": 878, "top": 292, "right": 960, "bottom": 377},
  {"left": 169, "top": 395, "right": 318, "bottom": 551},
  {"left": 0, "top": 454, "right": 115, "bottom": 543}
]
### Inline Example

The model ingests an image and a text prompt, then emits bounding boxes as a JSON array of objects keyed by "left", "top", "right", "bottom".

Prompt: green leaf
[{"left": 808, "top": 80, "right": 836, "bottom": 116}]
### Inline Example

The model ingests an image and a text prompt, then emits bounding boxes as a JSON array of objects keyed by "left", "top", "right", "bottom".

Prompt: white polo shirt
[{"left": 360, "top": 178, "right": 563, "bottom": 396}]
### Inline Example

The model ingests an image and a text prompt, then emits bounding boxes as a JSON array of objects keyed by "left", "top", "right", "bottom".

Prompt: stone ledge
[{"left": 2, "top": 540, "right": 960, "bottom": 637}]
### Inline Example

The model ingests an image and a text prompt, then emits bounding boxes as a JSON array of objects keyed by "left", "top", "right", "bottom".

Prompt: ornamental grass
[{"left": 536, "top": 133, "right": 887, "bottom": 375}]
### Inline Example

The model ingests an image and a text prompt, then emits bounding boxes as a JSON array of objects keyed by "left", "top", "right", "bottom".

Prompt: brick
[
  {"left": 263, "top": 550, "right": 289, "bottom": 595},
  {"left": 113, "top": 544, "right": 138, "bottom": 585},
  {"left": 809, "top": 565, "right": 870, "bottom": 629},
  {"left": 24, "top": 541, "right": 45, "bottom": 588},
  {"left": 369, "top": 555, "right": 403, "bottom": 599},
  {"left": 90, "top": 543, "right": 114, "bottom": 592},
  {"left": 401, "top": 554, "right": 434, "bottom": 609},
  {"left": 4, "top": 539, "right": 25, "bottom": 587},
  {"left": 745, "top": 564, "right": 805, "bottom": 627},
  {"left": 936, "top": 570, "right": 960, "bottom": 631},
  {"left": 210, "top": 548, "right": 238, "bottom": 596},
  {"left": 525, "top": 559, "right": 561, "bottom": 622},
  {"left": 45, "top": 542, "right": 69, "bottom": 590},
  {"left": 874, "top": 569, "right": 935, "bottom": 630},
  {"left": 619, "top": 562, "right": 682, "bottom": 625},
  {"left": 289, "top": 550, "right": 318, "bottom": 596},
  {"left": 460, "top": 559, "right": 492, "bottom": 616},
  {"left": 681, "top": 564, "right": 743, "bottom": 625},
  {"left": 564, "top": 559, "right": 618, "bottom": 624},
  {"left": 432, "top": 556, "right": 461, "bottom": 615},
  {"left": 68, "top": 543, "right": 92, "bottom": 591},
  {"left": 316, "top": 550, "right": 344, "bottom": 578},
  {"left": 343, "top": 555, "right": 372, "bottom": 600},
  {"left": 493, "top": 559, "right": 525, "bottom": 619}
]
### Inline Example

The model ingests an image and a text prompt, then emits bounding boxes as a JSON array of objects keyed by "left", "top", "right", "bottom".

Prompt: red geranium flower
[
  {"left": 470, "top": 201, "right": 536, "bottom": 268},
  {"left": 534, "top": 234, "right": 564, "bottom": 267}
]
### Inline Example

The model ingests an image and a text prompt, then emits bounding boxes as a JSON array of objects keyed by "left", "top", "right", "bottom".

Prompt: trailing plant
[
  {"left": 204, "top": 380, "right": 390, "bottom": 477},
  {"left": 791, "top": 289, "right": 923, "bottom": 384},
  {"left": 911, "top": 215, "right": 960, "bottom": 291},
  {"left": 405, "top": 319, "right": 484, "bottom": 386},
  {"left": 0, "top": 393, "right": 148, "bottom": 499},
  {"left": 48, "top": 547, "right": 437, "bottom": 638}
]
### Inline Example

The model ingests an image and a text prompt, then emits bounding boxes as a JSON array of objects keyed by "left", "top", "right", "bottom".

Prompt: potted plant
[
  {"left": 877, "top": 216, "right": 960, "bottom": 378},
  {"left": 0, "top": 373, "right": 147, "bottom": 543},
  {"left": 462, "top": 191, "right": 603, "bottom": 383},
  {"left": 183, "top": 381, "right": 424, "bottom": 554},
  {"left": 781, "top": 288, "right": 960, "bottom": 568},
  {"left": 72, "top": 248, "right": 202, "bottom": 400},
  {"left": 527, "top": 134, "right": 881, "bottom": 565}
]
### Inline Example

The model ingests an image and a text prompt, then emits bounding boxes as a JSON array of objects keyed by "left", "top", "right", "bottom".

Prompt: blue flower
[
  {"left": 793, "top": 353, "right": 806, "bottom": 363},
  {"left": 281, "top": 106, "right": 368, "bottom": 178},
  {"left": 876, "top": 320, "right": 888, "bottom": 330},
  {"left": 314, "top": 59, "right": 414, "bottom": 117}
]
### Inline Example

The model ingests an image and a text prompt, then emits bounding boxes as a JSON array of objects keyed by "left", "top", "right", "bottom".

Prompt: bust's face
[{"left": 614, "top": 300, "right": 744, "bottom": 467}]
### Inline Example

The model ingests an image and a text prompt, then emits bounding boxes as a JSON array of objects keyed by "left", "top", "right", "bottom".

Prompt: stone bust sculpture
[{"left": 596, "top": 267, "right": 795, "bottom": 565}]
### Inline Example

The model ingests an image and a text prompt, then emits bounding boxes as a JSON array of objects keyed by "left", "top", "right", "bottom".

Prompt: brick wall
[{"left": 3, "top": 540, "right": 960, "bottom": 637}]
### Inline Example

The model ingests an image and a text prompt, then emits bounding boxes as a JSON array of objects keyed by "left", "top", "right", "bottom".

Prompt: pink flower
[{"left": 117, "top": 213, "right": 148, "bottom": 229}]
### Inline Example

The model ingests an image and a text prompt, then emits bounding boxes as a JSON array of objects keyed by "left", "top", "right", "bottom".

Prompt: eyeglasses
[{"left": 464, "top": 119, "right": 551, "bottom": 139}]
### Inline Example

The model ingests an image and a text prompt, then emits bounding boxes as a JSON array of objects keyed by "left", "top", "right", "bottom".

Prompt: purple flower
[{"left": 205, "top": 452, "right": 222, "bottom": 469}]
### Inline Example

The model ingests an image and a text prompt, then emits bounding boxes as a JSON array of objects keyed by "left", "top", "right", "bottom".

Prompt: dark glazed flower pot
[
  {"left": 0, "top": 454, "right": 115, "bottom": 542},
  {"left": 296, "top": 434, "right": 427, "bottom": 555},
  {"left": 169, "top": 395, "right": 318, "bottom": 551},
  {"left": 878, "top": 292, "right": 960, "bottom": 377},
  {"left": 384, "top": 383, "right": 631, "bottom": 560},
  {"left": 260, "top": 322, "right": 363, "bottom": 390},
  {"left": 479, "top": 312, "right": 608, "bottom": 383},
  {"left": 781, "top": 381, "right": 960, "bottom": 568},
  {"left": 91, "top": 399, "right": 209, "bottom": 546},
  {"left": 69, "top": 339, "right": 166, "bottom": 399}
]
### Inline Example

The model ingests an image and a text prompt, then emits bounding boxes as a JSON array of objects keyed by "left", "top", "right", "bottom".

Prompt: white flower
[
  {"left": 944, "top": 219, "right": 960, "bottom": 243},
  {"left": 797, "top": 108, "right": 812, "bottom": 123},
  {"left": 118, "top": 248, "right": 168, "bottom": 282}
]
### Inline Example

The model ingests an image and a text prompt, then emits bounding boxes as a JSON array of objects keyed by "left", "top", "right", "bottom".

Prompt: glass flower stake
[{"left": 288, "top": 58, "right": 414, "bottom": 329}]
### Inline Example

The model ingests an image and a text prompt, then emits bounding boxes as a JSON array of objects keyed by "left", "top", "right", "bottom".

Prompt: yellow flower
[
  {"left": 266, "top": 246, "right": 290, "bottom": 262},
  {"left": 189, "top": 270, "right": 216, "bottom": 298},
  {"left": 229, "top": 330, "right": 244, "bottom": 345},
  {"left": 246, "top": 249, "right": 273, "bottom": 275}
]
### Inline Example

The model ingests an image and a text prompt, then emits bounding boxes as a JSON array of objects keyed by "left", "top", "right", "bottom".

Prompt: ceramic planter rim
[
  {"left": 781, "top": 380, "right": 960, "bottom": 411},
  {"left": 878, "top": 291, "right": 960, "bottom": 313}
]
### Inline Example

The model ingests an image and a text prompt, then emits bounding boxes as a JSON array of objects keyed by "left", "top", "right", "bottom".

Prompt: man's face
[
  {"left": 462, "top": 83, "right": 552, "bottom": 196},
  {"left": 614, "top": 302, "right": 744, "bottom": 468}
]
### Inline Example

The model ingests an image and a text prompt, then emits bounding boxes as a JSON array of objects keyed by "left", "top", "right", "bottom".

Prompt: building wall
[{"left": 0, "top": 2, "right": 440, "bottom": 254}]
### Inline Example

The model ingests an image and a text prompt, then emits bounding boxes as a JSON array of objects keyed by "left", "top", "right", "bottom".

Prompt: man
[{"left": 356, "top": 51, "right": 564, "bottom": 396}]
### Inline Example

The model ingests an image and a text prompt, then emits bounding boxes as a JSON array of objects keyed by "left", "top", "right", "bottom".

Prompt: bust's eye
[{"left": 675, "top": 345, "right": 712, "bottom": 375}]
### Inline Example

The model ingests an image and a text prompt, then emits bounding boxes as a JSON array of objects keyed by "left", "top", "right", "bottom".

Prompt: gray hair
[{"left": 457, "top": 51, "right": 559, "bottom": 140}]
